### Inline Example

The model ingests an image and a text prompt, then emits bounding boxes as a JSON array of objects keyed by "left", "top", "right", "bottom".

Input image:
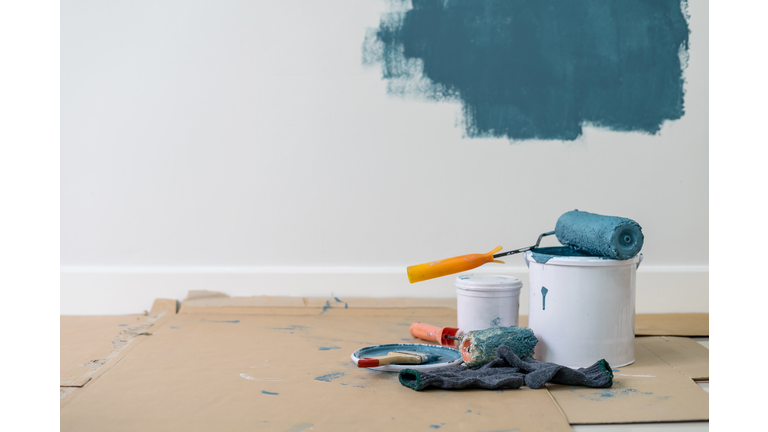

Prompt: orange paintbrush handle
[{"left": 406, "top": 246, "right": 505, "bottom": 283}]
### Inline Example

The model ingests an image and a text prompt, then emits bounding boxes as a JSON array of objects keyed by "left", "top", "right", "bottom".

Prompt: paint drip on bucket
[{"left": 525, "top": 250, "right": 642, "bottom": 369}]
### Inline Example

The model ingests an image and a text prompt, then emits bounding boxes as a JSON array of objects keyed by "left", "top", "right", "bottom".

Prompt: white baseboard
[{"left": 60, "top": 265, "right": 709, "bottom": 315}]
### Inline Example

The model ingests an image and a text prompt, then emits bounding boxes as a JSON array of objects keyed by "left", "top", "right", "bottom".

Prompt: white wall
[{"left": 61, "top": 0, "right": 708, "bottom": 315}]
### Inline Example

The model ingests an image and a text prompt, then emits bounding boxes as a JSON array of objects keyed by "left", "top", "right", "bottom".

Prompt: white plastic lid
[{"left": 454, "top": 274, "right": 523, "bottom": 291}]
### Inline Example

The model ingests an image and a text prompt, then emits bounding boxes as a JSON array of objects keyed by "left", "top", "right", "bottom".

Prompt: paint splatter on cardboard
[{"left": 314, "top": 372, "right": 346, "bottom": 382}]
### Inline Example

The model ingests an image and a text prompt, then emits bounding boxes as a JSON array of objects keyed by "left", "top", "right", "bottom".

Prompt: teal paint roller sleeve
[{"left": 555, "top": 210, "right": 644, "bottom": 260}]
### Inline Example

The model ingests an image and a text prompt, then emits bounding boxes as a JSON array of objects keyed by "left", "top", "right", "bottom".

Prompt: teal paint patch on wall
[{"left": 363, "top": 0, "right": 690, "bottom": 141}]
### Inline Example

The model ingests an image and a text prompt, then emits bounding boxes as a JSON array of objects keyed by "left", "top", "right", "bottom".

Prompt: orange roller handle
[
  {"left": 406, "top": 246, "right": 505, "bottom": 283},
  {"left": 409, "top": 322, "right": 459, "bottom": 347}
]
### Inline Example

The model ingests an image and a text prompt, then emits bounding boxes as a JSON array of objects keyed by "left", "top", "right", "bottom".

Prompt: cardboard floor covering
[{"left": 61, "top": 294, "right": 708, "bottom": 431}]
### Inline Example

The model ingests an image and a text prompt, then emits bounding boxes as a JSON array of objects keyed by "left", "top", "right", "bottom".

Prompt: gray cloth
[
  {"left": 503, "top": 350, "right": 614, "bottom": 389},
  {"left": 398, "top": 363, "right": 525, "bottom": 391},
  {"left": 398, "top": 345, "right": 612, "bottom": 391}
]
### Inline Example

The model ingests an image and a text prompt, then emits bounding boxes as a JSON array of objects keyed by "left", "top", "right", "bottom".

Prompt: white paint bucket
[
  {"left": 524, "top": 249, "right": 643, "bottom": 368},
  {"left": 455, "top": 274, "right": 523, "bottom": 335}
]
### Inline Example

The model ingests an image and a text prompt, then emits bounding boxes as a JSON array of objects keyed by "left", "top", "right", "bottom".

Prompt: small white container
[
  {"left": 524, "top": 249, "right": 643, "bottom": 368},
  {"left": 455, "top": 274, "right": 523, "bottom": 334}
]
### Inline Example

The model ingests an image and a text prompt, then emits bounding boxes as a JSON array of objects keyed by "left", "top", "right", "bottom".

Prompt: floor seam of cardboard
[
  {"left": 60, "top": 310, "right": 173, "bottom": 406},
  {"left": 546, "top": 386, "right": 572, "bottom": 424}
]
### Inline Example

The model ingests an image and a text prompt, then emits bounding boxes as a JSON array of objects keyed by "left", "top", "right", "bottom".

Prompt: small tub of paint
[
  {"left": 455, "top": 274, "right": 523, "bottom": 334},
  {"left": 524, "top": 247, "right": 643, "bottom": 368}
]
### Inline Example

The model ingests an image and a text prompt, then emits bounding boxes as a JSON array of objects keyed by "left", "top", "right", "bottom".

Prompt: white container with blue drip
[
  {"left": 455, "top": 274, "right": 523, "bottom": 335},
  {"left": 524, "top": 247, "right": 643, "bottom": 369}
]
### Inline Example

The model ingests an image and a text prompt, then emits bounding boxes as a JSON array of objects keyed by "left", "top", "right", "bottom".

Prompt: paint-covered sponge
[
  {"left": 459, "top": 326, "right": 537, "bottom": 369},
  {"left": 555, "top": 210, "right": 644, "bottom": 260}
]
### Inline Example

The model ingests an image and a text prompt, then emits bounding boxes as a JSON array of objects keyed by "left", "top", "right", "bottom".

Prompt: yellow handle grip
[{"left": 406, "top": 246, "right": 504, "bottom": 283}]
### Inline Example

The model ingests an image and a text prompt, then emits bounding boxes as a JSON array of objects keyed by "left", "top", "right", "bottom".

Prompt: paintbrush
[{"left": 357, "top": 351, "right": 441, "bottom": 368}]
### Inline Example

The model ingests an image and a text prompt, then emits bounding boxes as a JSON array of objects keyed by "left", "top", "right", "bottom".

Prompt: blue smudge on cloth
[
  {"left": 363, "top": 0, "right": 690, "bottom": 141},
  {"left": 201, "top": 319, "right": 240, "bottom": 323},
  {"left": 318, "top": 346, "right": 341, "bottom": 351},
  {"left": 261, "top": 390, "right": 278, "bottom": 395}
]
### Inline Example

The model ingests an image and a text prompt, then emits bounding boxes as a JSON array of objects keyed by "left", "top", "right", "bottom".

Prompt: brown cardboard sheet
[
  {"left": 520, "top": 314, "right": 709, "bottom": 337},
  {"left": 637, "top": 336, "right": 709, "bottom": 381},
  {"left": 548, "top": 337, "right": 708, "bottom": 424},
  {"left": 634, "top": 313, "right": 709, "bottom": 337},
  {"left": 61, "top": 294, "right": 708, "bottom": 430},
  {"left": 180, "top": 290, "right": 459, "bottom": 310},
  {"left": 60, "top": 314, "right": 145, "bottom": 385},
  {"left": 184, "top": 292, "right": 708, "bottom": 338},
  {"left": 60, "top": 300, "right": 177, "bottom": 400},
  {"left": 61, "top": 306, "right": 572, "bottom": 432}
]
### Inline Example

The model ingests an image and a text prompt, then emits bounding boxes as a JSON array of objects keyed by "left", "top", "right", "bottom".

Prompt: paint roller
[
  {"left": 410, "top": 322, "right": 538, "bottom": 369},
  {"left": 406, "top": 210, "right": 643, "bottom": 283}
]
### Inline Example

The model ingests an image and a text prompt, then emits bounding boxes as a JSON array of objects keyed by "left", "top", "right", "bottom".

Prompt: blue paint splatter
[
  {"left": 465, "top": 409, "right": 472, "bottom": 413},
  {"left": 285, "top": 423, "right": 314, "bottom": 432},
  {"left": 541, "top": 287, "right": 549, "bottom": 310},
  {"left": 429, "top": 424, "right": 446, "bottom": 429},
  {"left": 345, "top": 303, "right": 348, "bottom": 309},
  {"left": 334, "top": 297, "right": 344, "bottom": 303},
  {"left": 490, "top": 317, "right": 501, "bottom": 327},
  {"left": 270, "top": 325, "right": 308, "bottom": 331},
  {"left": 580, "top": 388, "right": 654, "bottom": 401},
  {"left": 318, "top": 346, "right": 341, "bottom": 351},
  {"left": 314, "top": 372, "right": 345, "bottom": 382},
  {"left": 201, "top": 319, "right": 240, "bottom": 323},
  {"left": 170, "top": 326, "right": 179, "bottom": 329},
  {"left": 321, "top": 300, "right": 331, "bottom": 314},
  {"left": 261, "top": 390, "right": 279, "bottom": 395},
  {"left": 363, "top": 0, "right": 690, "bottom": 141},
  {"left": 118, "top": 324, "right": 127, "bottom": 326}
]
